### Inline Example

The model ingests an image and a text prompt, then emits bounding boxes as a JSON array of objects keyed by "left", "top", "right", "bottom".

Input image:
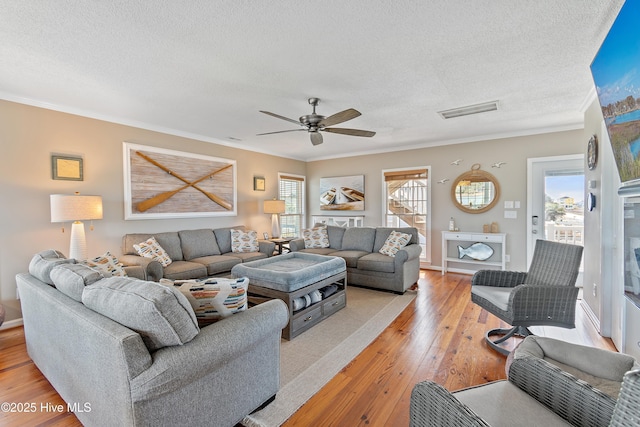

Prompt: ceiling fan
[{"left": 257, "top": 97, "right": 376, "bottom": 145}]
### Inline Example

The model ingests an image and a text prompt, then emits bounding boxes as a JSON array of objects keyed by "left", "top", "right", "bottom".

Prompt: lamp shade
[
  {"left": 50, "top": 194, "right": 103, "bottom": 222},
  {"left": 263, "top": 199, "right": 285, "bottom": 214}
]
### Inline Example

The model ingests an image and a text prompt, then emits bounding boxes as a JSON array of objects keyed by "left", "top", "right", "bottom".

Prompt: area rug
[{"left": 242, "top": 286, "right": 416, "bottom": 427}]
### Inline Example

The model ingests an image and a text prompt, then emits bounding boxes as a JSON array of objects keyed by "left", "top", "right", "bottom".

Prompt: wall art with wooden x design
[{"left": 123, "top": 142, "right": 237, "bottom": 219}]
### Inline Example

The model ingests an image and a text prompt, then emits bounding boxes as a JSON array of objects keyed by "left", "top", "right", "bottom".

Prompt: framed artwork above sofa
[{"left": 123, "top": 142, "right": 237, "bottom": 220}]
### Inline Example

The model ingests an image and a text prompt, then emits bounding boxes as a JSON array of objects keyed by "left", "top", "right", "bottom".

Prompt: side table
[{"left": 269, "top": 238, "right": 293, "bottom": 255}]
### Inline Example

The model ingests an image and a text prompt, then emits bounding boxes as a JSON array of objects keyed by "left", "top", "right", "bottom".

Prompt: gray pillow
[
  {"left": 341, "top": 227, "right": 376, "bottom": 252},
  {"left": 179, "top": 229, "right": 221, "bottom": 259},
  {"left": 82, "top": 277, "right": 199, "bottom": 351},
  {"left": 28, "top": 249, "right": 75, "bottom": 285},
  {"left": 50, "top": 263, "right": 108, "bottom": 301}
]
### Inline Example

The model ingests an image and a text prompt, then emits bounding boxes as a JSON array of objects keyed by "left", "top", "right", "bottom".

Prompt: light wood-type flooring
[{"left": 0, "top": 270, "right": 615, "bottom": 426}]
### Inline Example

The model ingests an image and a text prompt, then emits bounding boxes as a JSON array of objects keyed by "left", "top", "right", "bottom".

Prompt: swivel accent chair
[{"left": 470, "top": 239, "right": 583, "bottom": 355}]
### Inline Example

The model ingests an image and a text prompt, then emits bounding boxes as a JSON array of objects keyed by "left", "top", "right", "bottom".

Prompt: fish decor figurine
[{"left": 457, "top": 242, "right": 494, "bottom": 261}]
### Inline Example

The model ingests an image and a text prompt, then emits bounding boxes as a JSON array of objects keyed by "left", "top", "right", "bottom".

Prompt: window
[
  {"left": 383, "top": 167, "right": 431, "bottom": 264},
  {"left": 279, "top": 173, "right": 305, "bottom": 238}
]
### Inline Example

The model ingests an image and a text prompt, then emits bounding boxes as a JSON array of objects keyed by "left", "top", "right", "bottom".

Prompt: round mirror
[{"left": 451, "top": 164, "right": 500, "bottom": 214}]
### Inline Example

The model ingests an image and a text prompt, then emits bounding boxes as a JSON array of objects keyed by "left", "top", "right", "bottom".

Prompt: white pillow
[
  {"left": 230, "top": 229, "right": 259, "bottom": 253},
  {"left": 83, "top": 251, "right": 127, "bottom": 276},
  {"left": 161, "top": 277, "right": 249, "bottom": 326},
  {"left": 379, "top": 231, "right": 411, "bottom": 257},
  {"left": 133, "top": 236, "right": 172, "bottom": 267},
  {"left": 302, "top": 225, "right": 330, "bottom": 248}
]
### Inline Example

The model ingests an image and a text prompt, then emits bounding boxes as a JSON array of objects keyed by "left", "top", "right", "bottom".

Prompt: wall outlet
[
  {"left": 505, "top": 254, "right": 510, "bottom": 262},
  {"left": 593, "top": 283, "right": 597, "bottom": 297}
]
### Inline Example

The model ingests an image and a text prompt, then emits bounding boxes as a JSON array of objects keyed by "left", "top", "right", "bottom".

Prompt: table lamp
[
  {"left": 50, "top": 193, "right": 103, "bottom": 260},
  {"left": 263, "top": 199, "right": 285, "bottom": 238}
]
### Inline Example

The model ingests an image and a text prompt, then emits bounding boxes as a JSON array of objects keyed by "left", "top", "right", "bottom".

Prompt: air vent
[{"left": 438, "top": 101, "right": 499, "bottom": 119}]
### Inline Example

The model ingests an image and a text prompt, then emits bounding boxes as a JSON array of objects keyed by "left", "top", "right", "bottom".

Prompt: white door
[{"left": 527, "top": 155, "right": 584, "bottom": 284}]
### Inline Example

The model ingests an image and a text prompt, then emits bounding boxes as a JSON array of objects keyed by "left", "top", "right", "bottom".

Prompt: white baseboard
[
  {"left": 0, "top": 318, "right": 23, "bottom": 330},
  {"left": 580, "top": 299, "right": 601, "bottom": 333}
]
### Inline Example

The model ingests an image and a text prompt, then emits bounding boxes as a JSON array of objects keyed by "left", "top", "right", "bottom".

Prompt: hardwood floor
[{"left": 0, "top": 270, "right": 615, "bottom": 426}]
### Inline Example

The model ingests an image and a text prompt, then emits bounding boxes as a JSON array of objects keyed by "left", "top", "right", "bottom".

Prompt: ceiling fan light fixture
[{"left": 438, "top": 101, "right": 499, "bottom": 119}]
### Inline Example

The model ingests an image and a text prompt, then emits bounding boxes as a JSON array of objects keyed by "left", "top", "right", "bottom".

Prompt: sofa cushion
[
  {"left": 373, "top": 227, "right": 419, "bottom": 252},
  {"left": 302, "top": 225, "right": 330, "bottom": 248},
  {"left": 325, "top": 225, "right": 346, "bottom": 249},
  {"left": 328, "top": 250, "right": 370, "bottom": 268},
  {"left": 134, "top": 236, "right": 173, "bottom": 267},
  {"left": 179, "top": 229, "right": 221, "bottom": 260},
  {"left": 378, "top": 231, "right": 411, "bottom": 257},
  {"left": 341, "top": 227, "right": 376, "bottom": 252},
  {"left": 213, "top": 226, "right": 245, "bottom": 254},
  {"left": 82, "top": 276, "right": 199, "bottom": 351},
  {"left": 227, "top": 252, "right": 268, "bottom": 262},
  {"left": 298, "top": 248, "right": 337, "bottom": 256},
  {"left": 162, "top": 261, "right": 208, "bottom": 281},
  {"left": 51, "top": 263, "right": 108, "bottom": 301},
  {"left": 231, "top": 229, "right": 259, "bottom": 253},
  {"left": 191, "top": 255, "right": 242, "bottom": 275},
  {"left": 160, "top": 277, "right": 249, "bottom": 326},
  {"left": 28, "top": 249, "right": 75, "bottom": 285},
  {"left": 357, "top": 253, "right": 396, "bottom": 273},
  {"left": 83, "top": 251, "right": 127, "bottom": 277}
]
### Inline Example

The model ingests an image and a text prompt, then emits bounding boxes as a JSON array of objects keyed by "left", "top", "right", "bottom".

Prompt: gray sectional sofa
[
  {"left": 289, "top": 225, "right": 422, "bottom": 293},
  {"left": 120, "top": 226, "right": 275, "bottom": 282},
  {"left": 16, "top": 249, "right": 289, "bottom": 427}
]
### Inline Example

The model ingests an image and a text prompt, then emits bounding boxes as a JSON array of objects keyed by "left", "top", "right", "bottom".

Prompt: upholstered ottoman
[{"left": 231, "top": 252, "right": 347, "bottom": 339}]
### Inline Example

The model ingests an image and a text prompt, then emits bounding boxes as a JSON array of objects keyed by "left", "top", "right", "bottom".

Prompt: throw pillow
[
  {"left": 82, "top": 276, "right": 199, "bottom": 351},
  {"left": 133, "top": 236, "right": 173, "bottom": 267},
  {"left": 161, "top": 277, "right": 249, "bottom": 326},
  {"left": 379, "top": 230, "right": 411, "bottom": 257},
  {"left": 83, "top": 251, "right": 128, "bottom": 277},
  {"left": 50, "top": 263, "right": 107, "bottom": 301},
  {"left": 302, "top": 225, "right": 330, "bottom": 249},
  {"left": 28, "top": 249, "right": 76, "bottom": 285},
  {"left": 230, "top": 229, "right": 259, "bottom": 253}
]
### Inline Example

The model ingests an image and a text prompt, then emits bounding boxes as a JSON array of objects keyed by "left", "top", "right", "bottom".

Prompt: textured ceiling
[{"left": 0, "top": 1, "right": 624, "bottom": 161}]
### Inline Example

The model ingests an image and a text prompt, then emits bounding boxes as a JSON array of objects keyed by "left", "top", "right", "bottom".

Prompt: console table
[{"left": 441, "top": 231, "right": 506, "bottom": 275}]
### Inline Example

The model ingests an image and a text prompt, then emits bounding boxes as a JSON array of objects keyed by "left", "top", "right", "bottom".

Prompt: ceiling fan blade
[
  {"left": 323, "top": 127, "right": 376, "bottom": 137},
  {"left": 319, "top": 108, "right": 361, "bottom": 127},
  {"left": 259, "top": 110, "right": 301, "bottom": 125},
  {"left": 310, "top": 131, "right": 323, "bottom": 145},
  {"left": 256, "top": 129, "right": 305, "bottom": 136}
]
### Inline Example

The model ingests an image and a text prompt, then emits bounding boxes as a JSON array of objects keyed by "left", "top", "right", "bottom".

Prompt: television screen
[{"left": 590, "top": 0, "right": 640, "bottom": 185}]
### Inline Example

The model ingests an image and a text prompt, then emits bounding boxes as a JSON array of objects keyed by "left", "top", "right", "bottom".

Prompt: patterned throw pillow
[
  {"left": 302, "top": 225, "right": 330, "bottom": 248},
  {"left": 161, "top": 277, "right": 249, "bottom": 326},
  {"left": 379, "top": 231, "right": 411, "bottom": 257},
  {"left": 83, "top": 251, "right": 127, "bottom": 277},
  {"left": 133, "top": 236, "right": 173, "bottom": 267},
  {"left": 230, "top": 229, "right": 259, "bottom": 253}
]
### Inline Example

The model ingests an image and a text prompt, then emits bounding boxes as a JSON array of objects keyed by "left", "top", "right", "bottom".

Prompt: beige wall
[
  {"left": 0, "top": 100, "right": 306, "bottom": 300},
  {"left": 307, "top": 130, "right": 583, "bottom": 271},
  {"left": 582, "top": 98, "right": 605, "bottom": 322}
]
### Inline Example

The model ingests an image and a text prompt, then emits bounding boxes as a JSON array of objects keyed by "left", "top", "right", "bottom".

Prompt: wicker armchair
[
  {"left": 410, "top": 336, "right": 638, "bottom": 427},
  {"left": 471, "top": 239, "right": 583, "bottom": 355}
]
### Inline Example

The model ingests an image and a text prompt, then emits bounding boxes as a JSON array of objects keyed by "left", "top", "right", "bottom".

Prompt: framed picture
[
  {"left": 123, "top": 142, "right": 237, "bottom": 220},
  {"left": 254, "top": 176, "right": 266, "bottom": 191},
  {"left": 320, "top": 175, "right": 365, "bottom": 211},
  {"left": 51, "top": 155, "right": 83, "bottom": 181},
  {"left": 263, "top": 232, "right": 269, "bottom": 240}
]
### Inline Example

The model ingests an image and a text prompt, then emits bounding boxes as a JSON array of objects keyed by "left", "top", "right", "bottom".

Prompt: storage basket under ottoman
[{"left": 231, "top": 252, "right": 347, "bottom": 339}]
